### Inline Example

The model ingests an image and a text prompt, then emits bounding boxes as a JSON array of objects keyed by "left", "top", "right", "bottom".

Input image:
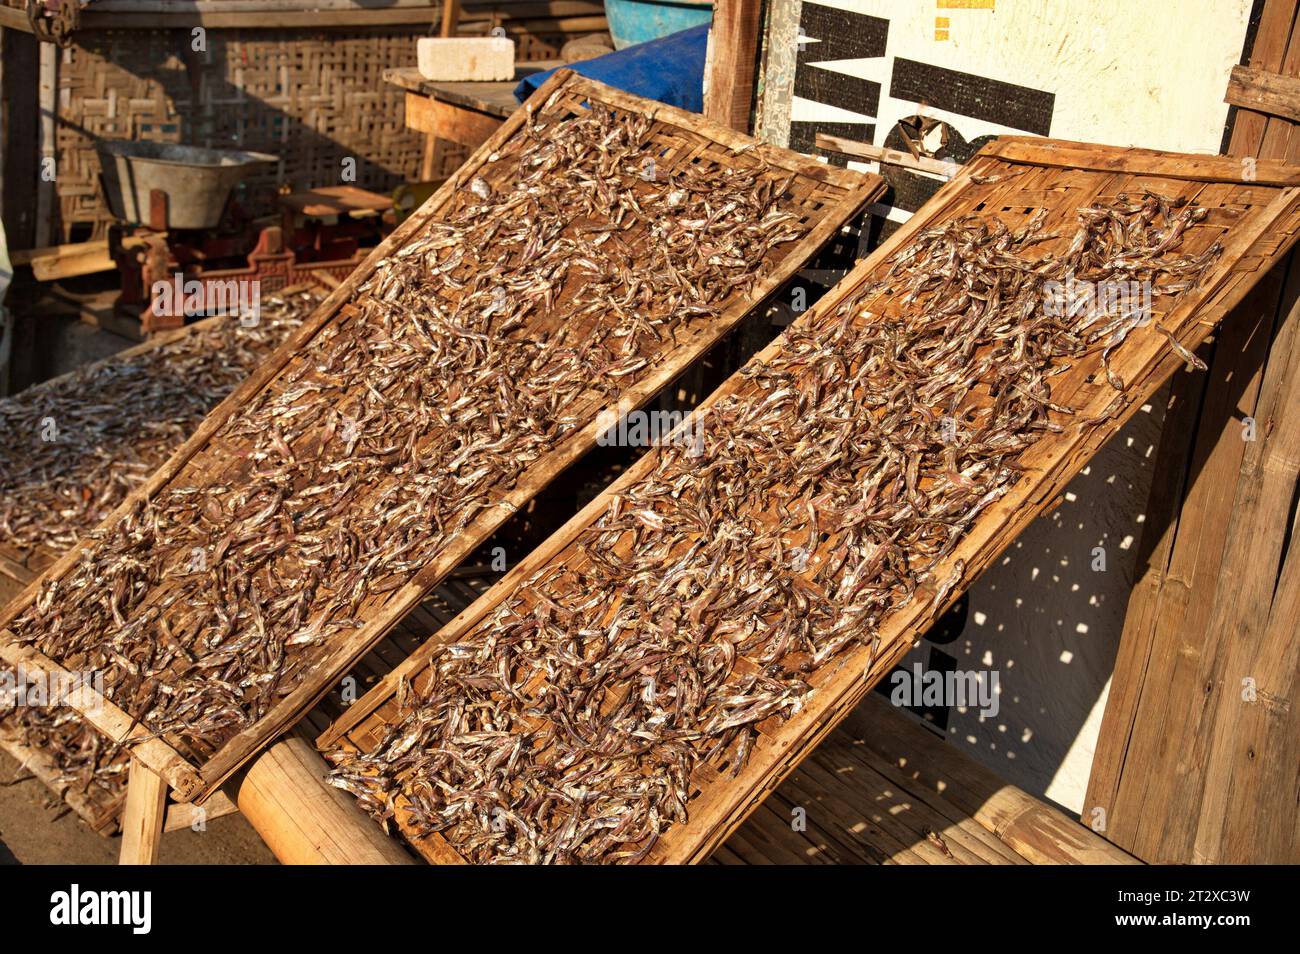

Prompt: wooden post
[
  {"left": 440, "top": 0, "right": 462, "bottom": 38},
  {"left": 704, "top": 0, "right": 762, "bottom": 131},
  {"left": 119, "top": 759, "right": 168, "bottom": 865},
  {"left": 421, "top": 0, "right": 464, "bottom": 180},
  {"left": 226, "top": 732, "right": 415, "bottom": 865},
  {"left": 35, "top": 39, "right": 56, "bottom": 247},
  {"left": 1084, "top": 0, "right": 1300, "bottom": 863}
]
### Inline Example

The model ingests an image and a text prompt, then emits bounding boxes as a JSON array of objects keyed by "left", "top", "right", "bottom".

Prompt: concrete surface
[{"left": 0, "top": 749, "right": 276, "bottom": 865}]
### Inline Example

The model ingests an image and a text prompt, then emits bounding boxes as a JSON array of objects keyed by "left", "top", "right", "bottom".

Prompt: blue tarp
[{"left": 514, "top": 24, "right": 709, "bottom": 112}]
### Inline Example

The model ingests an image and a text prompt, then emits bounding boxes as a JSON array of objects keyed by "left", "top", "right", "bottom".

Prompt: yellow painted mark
[{"left": 937, "top": 0, "right": 995, "bottom": 9}]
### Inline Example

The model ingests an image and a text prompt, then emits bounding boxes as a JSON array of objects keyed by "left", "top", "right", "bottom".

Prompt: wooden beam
[
  {"left": 441, "top": 0, "right": 462, "bottom": 37},
  {"left": 846, "top": 696, "right": 1139, "bottom": 865},
  {"left": 34, "top": 41, "right": 55, "bottom": 248},
  {"left": 704, "top": 0, "right": 762, "bottom": 131},
  {"left": 1225, "top": 63, "right": 1300, "bottom": 124},
  {"left": 404, "top": 91, "right": 503, "bottom": 149},
  {"left": 816, "top": 133, "right": 957, "bottom": 177},
  {"left": 94, "top": 0, "right": 438, "bottom": 10},
  {"left": 226, "top": 732, "right": 416, "bottom": 864},
  {"left": 12, "top": 239, "right": 114, "bottom": 281},
  {"left": 119, "top": 760, "right": 168, "bottom": 865},
  {"left": 162, "top": 791, "right": 239, "bottom": 833},
  {"left": 0, "top": 9, "right": 32, "bottom": 33},
  {"left": 1084, "top": 23, "right": 1300, "bottom": 863},
  {"left": 0, "top": 640, "right": 205, "bottom": 801},
  {"left": 80, "top": 9, "right": 440, "bottom": 29},
  {"left": 984, "top": 135, "right": 1300, "bottom": 185}
]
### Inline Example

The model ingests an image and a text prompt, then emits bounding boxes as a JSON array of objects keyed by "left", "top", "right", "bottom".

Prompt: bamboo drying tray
[
  {"left": 320, "top": 137, "right": 1300, "bottom": 864},
  {"left": 0, "top": 293, "right": 318, "bottom": 834},
  {"left": 0, "top": 70, "right": 882, "bottom": 806}
]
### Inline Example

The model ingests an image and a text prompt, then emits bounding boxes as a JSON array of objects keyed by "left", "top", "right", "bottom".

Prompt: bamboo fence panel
[{"left": 31, "top": 4, "right": 605, "bottom": 239}]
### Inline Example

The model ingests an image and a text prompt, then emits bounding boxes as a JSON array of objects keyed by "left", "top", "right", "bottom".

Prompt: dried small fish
[
  {"left": 0, "top": 289, "right": 317, "bottom": 814},
  {"left": 6, "top": 103, "right": 808, "bottom": 785},
  {"left": 325, "top": 192, "right": 1220, "bottom": 864}
]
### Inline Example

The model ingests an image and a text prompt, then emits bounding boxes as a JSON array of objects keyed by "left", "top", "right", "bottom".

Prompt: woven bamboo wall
[{"left": 44, "top": 21, "right": 582, "bottom": 240}]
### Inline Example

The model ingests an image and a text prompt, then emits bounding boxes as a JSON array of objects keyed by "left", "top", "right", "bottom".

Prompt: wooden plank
[
  {"left": 441, "top": 0, "right": 462, "bottom": 37},
  {"left": 95, "top": 0, "right": 440, "bottom": 10},
  {"left": 118, "top": 759, "right": 168, "bottom": 865},
  {"left": 1081, "top": 292, "right": 1275, "bottom": 849},
  {"left": 79, "top": 9, "right": 443, "bottom": 28},
  {"left": 0, "top": 70, "right": 882, "bottom": 807},
  {"left": 0, "top": 9, "right": 31, "bottom": 33},
  {"left": 816, "top": 133, "right": 957, "bottom": 177},
  {"left": 75, "top": 6, "right": 603, "bottom": 32},
  {"left": 0, "top": 641, "right": 205, "bottom": 800},
  {"left": 1188, "top": 270, "right": 1300, "bottom": 862},
  {"left": 1085, "top": 24, "right": 1300, "bottom": 863},
  {"left": 404, "top": 91, "right": 503, "bottom": 147},
  {"left": 1227, "top": 0, "right": 1298, "bottom": 155},
  {"left": 14, "top": 239, "right": 115, "bottom": 281},
  {"left": 984, "top": 136, "right": 1300, "bottom": 185},
  {"left": 0, "top": 728, "right": 124, "bottom": 836},
  {"left": 321, "top": 140, "right": 1300, "bottom": 864},
  {"left": 841, "top": 697, "right": 1137, "bottom": 865},
  {"left": 162, "top": 790, "right": 237, "bottom": 833},
  {"left": 386, "top": 64, "right": 559, "bottom": 115},
  {"left": 34, "top": 42, "right": 54, "bottom": 249},
  {"left": 1225, "top": 63, "right": 1300, "bottom": 123},
  {"left": 705, "top": 0, "right": 763, "bottom": 132}
]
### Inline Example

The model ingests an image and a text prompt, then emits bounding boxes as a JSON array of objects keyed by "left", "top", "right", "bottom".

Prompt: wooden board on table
[
  {"left": 386, "top": 64, "right": 559, "bottom": 119},
  {"left": 321, "top": 136, "right": 1300, "bottom": 864},
  {"left": 0, "top": 70, "right": 882, "bottom": 807},
  {"left": 403, "top": 93, "right": 505, "bottom": 148}
]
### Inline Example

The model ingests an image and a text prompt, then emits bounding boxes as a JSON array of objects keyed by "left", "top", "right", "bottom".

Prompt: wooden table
[{"left": 385, "top": 63, "right": 561, "bottom": 174}]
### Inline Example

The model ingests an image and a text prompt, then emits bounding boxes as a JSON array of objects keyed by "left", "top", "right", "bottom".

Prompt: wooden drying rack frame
[
  {"left": 0, "top": 68, "right": 882, "bottom": 861},
  {"left": 0, "top": 292, "right": 328, "bottom": 837},
  {"left": 321, "top": 136, "right": 1300, "bottom": 864}
]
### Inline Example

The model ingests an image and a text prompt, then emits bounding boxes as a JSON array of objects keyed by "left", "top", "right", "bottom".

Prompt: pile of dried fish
[
  {"left": 5, "top": 103, "right": 807, "bottom": 767},
  {"left": 0, "top": 291, "right": 317, "bottom": 552},
  {"left": 325, "top": 192, "right": 1221, "bottom": 863},
  {"left": 0, "top": 289, "right": 316, "bottom": 817}
]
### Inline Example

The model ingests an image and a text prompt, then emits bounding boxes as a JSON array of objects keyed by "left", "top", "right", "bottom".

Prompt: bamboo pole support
[
  {"left": 225, "top": 731, "right": 415, "bottom": 865},
  {"left": 119, "top": 759, "right": 168, "bottom": 865}
]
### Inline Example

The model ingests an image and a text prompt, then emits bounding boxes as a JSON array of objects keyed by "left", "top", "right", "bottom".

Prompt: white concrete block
[{"left": 417, "top": 37, "right": 515, "bottom": 82}]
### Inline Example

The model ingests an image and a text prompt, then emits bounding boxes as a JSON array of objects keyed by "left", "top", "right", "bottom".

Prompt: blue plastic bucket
[{"left": 605, "top": 0, "right": 713, "bottom": 50}]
